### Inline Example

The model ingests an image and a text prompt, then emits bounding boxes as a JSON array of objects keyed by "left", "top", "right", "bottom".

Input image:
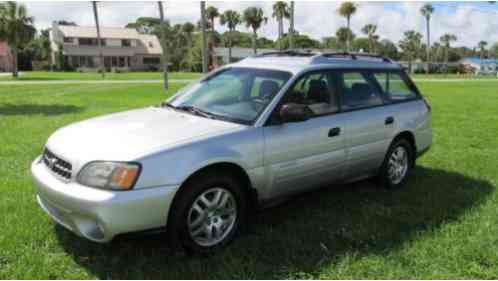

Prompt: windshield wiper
[
  {"left": 175, "top": 105, "right": 215, "bottom": 119},
  {"left": 160, "top": 101, "right": 176, "bottom": 109},
  {"left": 162, "top": 103, "right": 250, "bottom": 125}
]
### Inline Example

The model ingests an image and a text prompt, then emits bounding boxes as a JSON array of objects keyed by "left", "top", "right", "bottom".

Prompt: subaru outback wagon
[{"left": 32, "top": 52, "right": 432, "bottom": 253}]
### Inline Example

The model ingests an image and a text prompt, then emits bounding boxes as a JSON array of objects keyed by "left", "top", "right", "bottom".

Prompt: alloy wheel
[{"left": 187, "top": 187, "right": 237, "bottom": 247}]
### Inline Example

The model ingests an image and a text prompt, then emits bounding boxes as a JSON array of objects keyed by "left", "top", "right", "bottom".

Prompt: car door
[
  {"left": 263, "top": 70, "right": 348, "bottom": 198},
  {"left": 337, "top": 70, "right": 393, "bottom": 179}
]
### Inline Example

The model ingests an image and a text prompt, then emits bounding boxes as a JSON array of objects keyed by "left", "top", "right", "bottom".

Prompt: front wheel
[
  {"left": 377, "top": 138, "right": 414, "bottom": 189},
  {"left": 168, "top": 172, "right": 247, "bottom": 253}
]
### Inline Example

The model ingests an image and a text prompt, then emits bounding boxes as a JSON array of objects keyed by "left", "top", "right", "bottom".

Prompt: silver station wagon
[{"left": 32, "top": 52, "right": 432, "bottom": 253}]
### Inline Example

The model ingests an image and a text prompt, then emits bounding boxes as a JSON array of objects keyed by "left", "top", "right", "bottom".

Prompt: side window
[
  {"left": 374, "top": 72, "right": 417, "bottom": 102},
  {"left": 339, "top": 72, "right": 384, "bottom": 110},
  {"left": 283, "top": 72, "right": 339, "bottom": 116}
]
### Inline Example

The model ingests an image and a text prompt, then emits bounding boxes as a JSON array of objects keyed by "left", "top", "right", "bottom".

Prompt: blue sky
[{"left": 24, "top": 1, "right": 498, "bottom": 48}]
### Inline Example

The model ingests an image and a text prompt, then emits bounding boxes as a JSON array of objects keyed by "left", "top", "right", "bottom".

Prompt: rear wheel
[
  {"left": 377, "top": 138, "right": 414, "bottom": 189},
  {"left": 168, "top": 172, "right": 247, "bottom": 253}
]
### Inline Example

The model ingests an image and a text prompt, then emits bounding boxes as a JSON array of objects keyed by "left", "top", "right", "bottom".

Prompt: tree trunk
[
  {"left": 289, "top": 1, "right": 295, "bottom": 50},
  {"left": 252, "top": 29, "right": 257, "bottom": 55},
  {"left": 426, "top": 17, "right": 430, "bottom": 74},
  {"left": 187, "top": 35, "right": 193, "bottom": 71},
  {"left": 12, "top": 48, "right": 18, "bottom": 78},
  {"left": 228, "top": 29, "right": 232, "bottom": 63},
  {"left": 444, "top": 47, "right": 449, "bottom": 74},
  {"left": 158, "top": 1, "right": 168, "bottom": 92},
  {"left": 92, "top": 1, "right": 105, "bottom": 78},
  {"left": 346, "top": 16, "right": 351, "bottom": 52},
  {"left": 278, "top": 18, "right": 283, "bottom": 51},
  {"left": 200, "top": 2, "right": 208, "bottom": 73}
]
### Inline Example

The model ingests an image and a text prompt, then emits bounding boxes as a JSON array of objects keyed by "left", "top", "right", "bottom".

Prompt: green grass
[
  {"left": 411, "top": 73, "right": 498, "bottom": 80},
  {"left": 1, "top": 71, "right": 497, "bottom": 82},
  {"left": 0, "top": 71, "right": 201, "bottom": 81},
  {"left": 1, "top": 80, "right": 498, "bottom": 278}
]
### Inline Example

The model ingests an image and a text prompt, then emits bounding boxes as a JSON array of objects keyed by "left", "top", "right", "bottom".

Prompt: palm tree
[
  {"left": 243, "top": 7, "right": 268, "bottom": 55},
  {"left": 181, "top": 22, "right": 195, "bottom": 50},
  {"left": 272, "top": 1, "right": 290, "bottom": 51},
  {"left": 399, "top": 30, "right": 423, "bottom": 73},
  {"left": 439, "top": 33, "right": 457, "bottom": 70},
  {"left": 361, "top": 24, "right": 377, "bottom": 53},
  {"left": 478, "top": 41, "right": 488, "bottom": 59},
  {"left": 289, "top": 1, "right": 295, "bottom": 50},
  {"left": 206, "top": 6, "right": 219, "bottom": 67},
  {"left": 420, "top": 4, "right": 434, "bottom": 74},
  {"left": 337, "top": 1, "right": 357, "bottom": 51},
  {"left": 336, "top": 27, "right": 355, "bottom": 51},
  {"left": 0, "top": 2, "right": 35, "bottom": 77},
  {"left": 200, "top": 1, "right": 208, "bottom": 73},
  {"left": 220, "top": 10, "right": 241, "bottom": 63},
  {"left": 206, "top": 6, "right": 219, "bottom": 33}
]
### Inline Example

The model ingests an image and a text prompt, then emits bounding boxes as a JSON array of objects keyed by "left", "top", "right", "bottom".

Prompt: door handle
[
  {"left": 328, "top": 127, "right": 341, "bottom": 137},
  {"left": 385, "top": 116, "right": 394, "bottom": 125}
]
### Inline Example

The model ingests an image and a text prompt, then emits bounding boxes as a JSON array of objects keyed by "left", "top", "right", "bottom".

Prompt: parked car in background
[{"left": 32, "top": 52, "right": 432, "bottom": 253}]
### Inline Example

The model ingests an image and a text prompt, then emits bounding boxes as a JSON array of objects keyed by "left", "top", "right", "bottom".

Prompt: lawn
[
  {"left": 0, "top": 80, "right": 498, "bottom": 279},
  {"left": 0, "top": 71, "right": 202, "bottom": 81}
]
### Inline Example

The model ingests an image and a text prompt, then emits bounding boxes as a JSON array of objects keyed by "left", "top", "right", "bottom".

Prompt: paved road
[{"left": 0, "top": 78, "right": 497, "bottom": 85}]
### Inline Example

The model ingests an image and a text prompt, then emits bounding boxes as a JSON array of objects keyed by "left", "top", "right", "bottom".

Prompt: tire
[
  {"left": 377, "top": 138, "right": 414, "bottom": 189},
  {"left": 167, "top": 171, "right": 248, "bottom": 254}
]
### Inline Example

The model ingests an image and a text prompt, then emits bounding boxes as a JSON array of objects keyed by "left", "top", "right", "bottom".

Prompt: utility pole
[
  {"left": 200, "top": 1, "right": 208, "bottom": 73},
  {"left": 92, "top": 1, "right": 105, "bottom": 78},
  {"left": 289, "top": 1, "right": 295, "bottom": 50},
  {"left": 158, "top": 1, "right": 168, "bottom": 92}
]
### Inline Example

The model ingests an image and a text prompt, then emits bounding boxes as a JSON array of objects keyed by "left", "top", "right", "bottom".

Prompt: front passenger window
[
  {"left": 283, "top": 72, "right": 339, "bottom": 116},
  {"left": 339, "top": 72, "right": 383, "bottom": 110}
]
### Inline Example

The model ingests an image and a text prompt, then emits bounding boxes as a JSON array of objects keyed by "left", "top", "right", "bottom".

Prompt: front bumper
[{"left": 31, "top": 156, "right": 180, "bottom": 242}]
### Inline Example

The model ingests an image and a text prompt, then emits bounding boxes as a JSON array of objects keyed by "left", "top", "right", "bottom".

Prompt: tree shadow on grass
[
  {"left": 55, "top": 166, "right": 494, "bottom": 279},
  {"left": 0, "top": 103, "right": 83, "bottom": 116}
]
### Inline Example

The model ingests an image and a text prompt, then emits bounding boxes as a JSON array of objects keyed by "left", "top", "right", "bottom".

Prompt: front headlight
[{"left": 77, "top": 161, "right": 141, "bottom": 190}]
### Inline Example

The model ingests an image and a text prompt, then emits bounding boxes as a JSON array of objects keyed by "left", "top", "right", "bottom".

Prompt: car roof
[{"left": 229, "top": 51, "right": 403, "bottom": 74}]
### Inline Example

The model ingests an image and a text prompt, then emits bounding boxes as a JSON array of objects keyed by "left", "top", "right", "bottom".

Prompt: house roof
[
  {"left": 56, "top": 25, "right": 163, "bottom": 55},
  {"left": 58, "top": 25, "right": 141, "bottom": 39}
]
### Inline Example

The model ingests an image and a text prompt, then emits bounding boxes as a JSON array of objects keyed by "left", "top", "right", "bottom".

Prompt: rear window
[{"left": 373, "top": 72, "right": 418, "bottom": 102}]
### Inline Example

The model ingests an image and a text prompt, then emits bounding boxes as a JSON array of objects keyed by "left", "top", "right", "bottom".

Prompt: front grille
[{"left": 42, "top": 148, "right": 72, "bottom": 180}]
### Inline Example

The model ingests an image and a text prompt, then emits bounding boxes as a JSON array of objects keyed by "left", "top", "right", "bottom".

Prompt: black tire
[
  {"left": 377, "top": 138, "right": 414, "bottom": 189},
  {"left": 167, "top": 171, "right": 248, "bottom": 254}
]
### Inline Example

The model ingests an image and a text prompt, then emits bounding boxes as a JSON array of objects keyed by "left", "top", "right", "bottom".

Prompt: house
[
  {"left": 50, "top": 22, "right": 163, "bottom": 71},
  {"left": 460, "top": 57, "right": 498, "bottom": 74},
  {"left": 0, "top": 41, "right": 13, "bottom": 72}
]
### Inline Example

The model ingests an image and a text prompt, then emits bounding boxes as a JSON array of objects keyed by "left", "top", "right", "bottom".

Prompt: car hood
[{"left": 46, "top": 107, "right": 245, "bottom": 164}]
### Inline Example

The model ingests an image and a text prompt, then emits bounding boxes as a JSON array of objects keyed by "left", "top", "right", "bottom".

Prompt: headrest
[
  {"left": 259, "top": 80, "right": 280, "bottom": 99},
  {"left": 308, "top": 80, "right": 330, "bottom": 103}
]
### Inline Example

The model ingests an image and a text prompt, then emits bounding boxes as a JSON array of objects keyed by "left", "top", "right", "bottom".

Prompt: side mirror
[{"left": 279, "top": 103, "right": 311, "bottom": 123}]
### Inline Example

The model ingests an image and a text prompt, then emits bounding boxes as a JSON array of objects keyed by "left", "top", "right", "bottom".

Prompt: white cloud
[{"left": 23, "top": 1, "right": 498, "bottom": 48}]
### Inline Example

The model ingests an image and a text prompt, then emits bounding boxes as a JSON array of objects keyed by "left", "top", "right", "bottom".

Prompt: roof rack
[
  {"left": 317, "top": 52, "right": 393, "bottom": 63},
  {"left": 255, "top": 50, "right": 317, "bottom": 57}
]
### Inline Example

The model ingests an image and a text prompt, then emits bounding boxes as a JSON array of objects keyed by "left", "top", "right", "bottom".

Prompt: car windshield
[{"left": 165, "top": 67, "right": 292, "bottom": 125}]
